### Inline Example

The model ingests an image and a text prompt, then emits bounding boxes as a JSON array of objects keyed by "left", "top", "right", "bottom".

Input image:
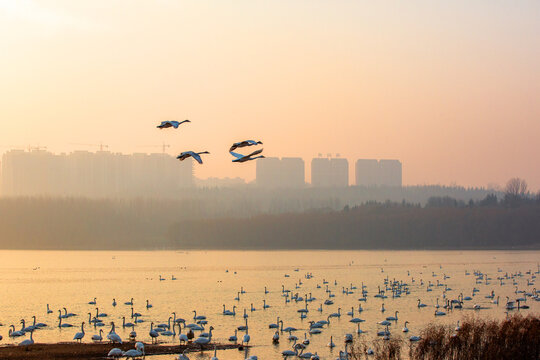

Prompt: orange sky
[{"left": 1, "top": 1, "right": 539, "bottom": 189}]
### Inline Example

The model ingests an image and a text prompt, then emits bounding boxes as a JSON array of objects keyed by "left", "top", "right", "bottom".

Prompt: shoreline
[
  {"left": 0, "top": 245, "right": 539, "bottom": 251},
  {"left": 0, "top": 342, "right": 243, "bottom": 359}
]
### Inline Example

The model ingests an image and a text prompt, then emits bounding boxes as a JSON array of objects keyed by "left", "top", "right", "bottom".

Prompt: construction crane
[
  {"left": 27, "top": 145, "right": 48, "bottom": 151},
  {"left": 137, "top": 143, "right": 171, "bottom": 154},
  {"left": 69, "top": 143, "right": 109, "bottom": 151}
]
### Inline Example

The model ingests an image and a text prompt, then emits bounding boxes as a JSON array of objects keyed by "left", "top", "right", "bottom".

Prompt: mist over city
[{"left": 0, "top": 147, "right": 538, "bottom": 251}]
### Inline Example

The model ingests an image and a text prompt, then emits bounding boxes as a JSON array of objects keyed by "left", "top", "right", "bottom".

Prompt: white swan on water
[
  {"left": 31, "top": 315, "right": 46, "bottom": 328},
  {"left": 193, "top": 310, "right": 207, "bottom": 321},
  {"left": 58, "top": 312, "right": 73, "bottom": 328},
  {"left": 123, "top": 348, "right": 143, "bottom": 359},
  {"left": 269, "top": 317, "right": 279, "bottom": 329},
  {"left": 123, "top": 316, "right": 135, "bottom": 328},
  {"left": 177, "top": 349, "right": 190, "bottom": 360},
  {"left": 19, "top": 331, "right": 34, "bottom": 347},
  {"left": 96, "top": 307, "right": 107, "bottom": 318},
  {"left": 107, "top": 348, "right": 123, "bottom": 358},
  {"left": 211, "top": 346, "right": 219, "bottom": 360},
  {"left": 242, "top": 327, "right": 251, "bottom": 346},
  {"left": 228, "top": 329, "right": 238, "bottom": 343},
  {"left": 149, "top": 322, "right": 159, "bottom": 344},
  {"left": 73, "top": 322, "right": 85, "bottom": 342},
  {"left": 327, "top": 336, "right": 335, "bottom": 348},
  {"left": 9, "top": 325, "right": 24, "bottom": 337},
  {"left": 106, "top": 322, "right": 122, "bottom": 343},
  {"left": 194, "top": 327, "right": 213, "bottom": 348},
  {"left": 386, "top": 311, "right": 399, "bottom": 321},
  {"left": 91, "top": 329, "right": 104, "bottom": 342}
]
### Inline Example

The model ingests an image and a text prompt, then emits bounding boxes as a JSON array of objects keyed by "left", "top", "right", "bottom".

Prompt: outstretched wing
[
  {"left": 191, "top": 152, "right": 203, "bottom": 164},
  {"left": 245, "top": 148, "right": 263, "bottom": 158},
  {"left": 171, "top": 121, "right": 180, "bottom": 128},
  {"left": 229, "top": 141, "right": 243, "bottom": 152},
  {"left": 229, "top": 151, "right": 244, "bottom": 159}
]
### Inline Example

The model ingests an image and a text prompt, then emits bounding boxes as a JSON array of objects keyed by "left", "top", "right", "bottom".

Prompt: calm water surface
[{"left": 0, "top": 250, "right": 538, "bottom": 359}]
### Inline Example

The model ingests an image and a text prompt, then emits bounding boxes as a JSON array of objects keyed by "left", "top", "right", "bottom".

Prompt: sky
[{"left": 1, "top": 0, "right": 539, "bottom": 189}]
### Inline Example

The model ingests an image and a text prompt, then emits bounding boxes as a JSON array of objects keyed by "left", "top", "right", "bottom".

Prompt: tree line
[
  {"left": 0, "top": 179, "right": 537, "bottom": 250},
  {"left": 169, "top": 196, "right": 540, "bottom": 250}
]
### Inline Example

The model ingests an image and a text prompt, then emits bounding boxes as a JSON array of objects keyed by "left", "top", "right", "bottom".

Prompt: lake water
[{"left": 0, "top": 250, "right": 538, "bottom": 359}]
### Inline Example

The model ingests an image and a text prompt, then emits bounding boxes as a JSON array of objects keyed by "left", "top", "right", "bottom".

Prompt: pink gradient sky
[{"left": 1, "top": 1, "right": 539, "bottom": 189}]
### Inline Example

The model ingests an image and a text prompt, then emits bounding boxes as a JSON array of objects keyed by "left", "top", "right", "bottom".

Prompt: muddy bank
[{"left": 0, "top": 342, "right": 243, "bottom": 359}]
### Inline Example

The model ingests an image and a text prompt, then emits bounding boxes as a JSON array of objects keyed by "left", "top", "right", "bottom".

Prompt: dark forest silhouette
[
  {"left": 170, "top": 195, "right": 540, "bottom": 250},
  {"left": 0, "top": 184, "right": 538, "bottom": 250}
]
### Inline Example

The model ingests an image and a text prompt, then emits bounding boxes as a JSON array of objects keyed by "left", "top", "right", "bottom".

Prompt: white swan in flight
[
  {"left": 177, "top": 151, "right": 210, "bottom": 164},
  {"left": 230, "top": 149, "right": 265, "bottom": 163},
  {"left": 229, "top": 140, "right": 262, "bottom": 152},
  {"left": 157, "top": 120, "right": 190, "bottom": 129}
]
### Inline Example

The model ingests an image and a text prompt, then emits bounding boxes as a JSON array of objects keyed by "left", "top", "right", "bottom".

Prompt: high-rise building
[
  {"left": 0, "top": 149, "right": 193, "bottom": 197},
  {"left": 378, "top": 159, "right": 402, "bottom": 187},
  {"left": 355, "top": 159, "right": 379, "bottom": 186},
  {"left": 281, "top": 157, "right": 305, "bottom": 188},
  {"left": 256, "top": 157, "right": 305, "bottom": 188},
  {"left": 311, "top": 157, "right": 349, "bottom": 187},
  {"left": 355, "top": 159, "right": 402, "bottom": 187}
]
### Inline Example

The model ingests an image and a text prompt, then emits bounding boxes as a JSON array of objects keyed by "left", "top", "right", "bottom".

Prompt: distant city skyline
[
  {"left": 7, "top": 147, "right": 512, "bottom": 196},
  {"left": 1, "top": 148, "right": 193, "bottom": 197},
  {"left": 1, "top": 1, "right": 539, "bottom": 189},
  {"left": 0, "top": 147, "right": 536, "bottom": 192}
]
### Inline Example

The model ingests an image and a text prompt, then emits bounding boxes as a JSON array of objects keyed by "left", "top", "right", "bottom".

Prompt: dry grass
[
  {"left": 412, "top": 314, "right": 539, "bottom": 360},
  {"left": 349, "top": 314, "right": 539, "bottom": 360},
  {"left": 351, "top": 336, "right": 404, "bottom": 360}
]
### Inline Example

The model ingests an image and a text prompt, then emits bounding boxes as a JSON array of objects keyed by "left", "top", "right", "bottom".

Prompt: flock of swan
[
  {"left": 1, "top": 261, "right": 538, "bottom": 360},
  {"left": 157, "top": 119, "right": 265, "bottom": 164}
]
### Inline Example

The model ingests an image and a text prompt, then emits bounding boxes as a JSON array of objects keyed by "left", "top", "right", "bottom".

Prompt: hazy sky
[{"left": 1, "top": 0, "right": 539, "bottom": 189}]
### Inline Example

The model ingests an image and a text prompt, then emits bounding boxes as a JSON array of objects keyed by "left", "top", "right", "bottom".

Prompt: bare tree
[{"left": 505, "top": 178, "right": 528, "bottom": 198}]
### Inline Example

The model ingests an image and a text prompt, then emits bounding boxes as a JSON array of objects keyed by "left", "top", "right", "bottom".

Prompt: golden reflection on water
[{"left": 0, "top": 250, "right": 538, "bottom": 359}]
